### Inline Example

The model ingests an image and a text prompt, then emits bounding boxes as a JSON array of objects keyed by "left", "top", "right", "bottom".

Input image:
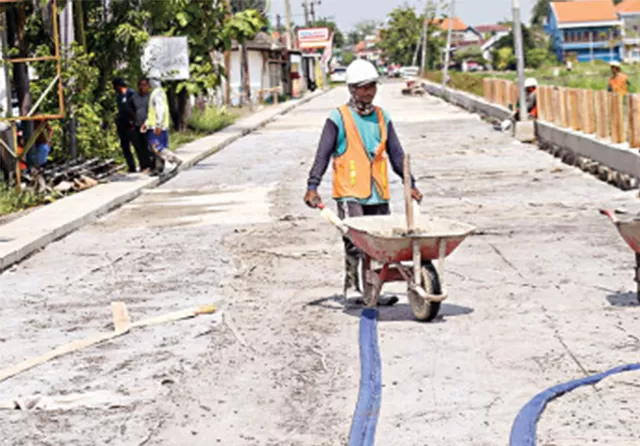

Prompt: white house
[
  {"left": 616, "top": 0, "right": 640, "bottom": 62},
  {"left": 224, "top": 32, "right": 286, "bottom": 106}
]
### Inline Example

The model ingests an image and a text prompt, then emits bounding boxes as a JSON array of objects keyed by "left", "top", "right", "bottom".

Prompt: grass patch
[
  {"left": 187, "top": 106, "right": 237, "bottom": 133},
  {"left": 169, "top": 130, "right": 207, "bottom": 151},
  {"left": 0, "top": 184, "right": 44, "bottom": 217},
  {"left": 424, "top": 71, "right": 489, "bottom": 97},
  {"left": 441, "top": 61, "right": 640, "bottom": 94}
]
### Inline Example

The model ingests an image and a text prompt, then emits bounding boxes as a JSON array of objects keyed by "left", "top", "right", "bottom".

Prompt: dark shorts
[
  {"left": 148, "top": 130, "right": 169, "bottom": 152},
  {"left": 336, "top": 201, "right": 390, "bottom": 219}
]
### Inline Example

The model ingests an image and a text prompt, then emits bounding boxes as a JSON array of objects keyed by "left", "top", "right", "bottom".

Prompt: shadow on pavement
[
  {"left": 307, "top": 295, "right": 474, "bottom": 323},
  {"left": 607, "top": 292, "right": 639, "bottom": 307}
]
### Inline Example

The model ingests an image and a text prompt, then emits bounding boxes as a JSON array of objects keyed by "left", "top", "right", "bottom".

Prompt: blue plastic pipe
[
  {"left": 349, "top": 308, "right": 382, "bottom": 446},
  {"left": 510, "top": 363, "right": 640, "bottom": 446}
]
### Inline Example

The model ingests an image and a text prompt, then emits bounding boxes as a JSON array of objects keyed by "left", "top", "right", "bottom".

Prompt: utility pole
[
  {"left": 303, "top": 0, "right": 310, "bottom": 26},
  {"left": 420, "top": 0, "right": 432, "bottom": 76},
  {"left": 239, "top": 0, "right": 251, "bottom": 109},
  {"left": 276, "top": 14, "right": 282, "bottom": 35},
  {"left": 442, "top": 0, "right": 454, "bottom": 87},
  {"left": 512, "top": 0, "right": 527, "bottom": 121},
  {"left": 285, "top": 0, "right": 293, "bottom": 49},
  {"left": 310, "top": 1, "right": 315, "bottom": 25}
]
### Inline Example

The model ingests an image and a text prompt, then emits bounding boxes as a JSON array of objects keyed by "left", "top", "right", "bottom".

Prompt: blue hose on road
[
  {"left": 349, "top": 308, "right": 382, "bottom": 446},
  {"left": 510, "top": 363, "right": 640, "bottom": 446}
]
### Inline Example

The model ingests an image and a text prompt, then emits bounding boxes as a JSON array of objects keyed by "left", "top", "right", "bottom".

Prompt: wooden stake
[
  {"left": 595, "top": 90, "right": 609, "bottom": 139},
  {"left": 610, "top": 92, "right": 625, "bottom": 144},
  {"left": 537, "top": 86, "right": 545, "bottom": 121},
  {"left": 629, "top": 94, "right": 640, "bottom": 148},
  {"left": 570, "top": 89, "right": 580, "bottom": 131},
  {"left": 510, "top": 82, "right": 518, "bottom": 110},
  {"left": 584, "top": 89, "right": 595, "bottom": 134}
]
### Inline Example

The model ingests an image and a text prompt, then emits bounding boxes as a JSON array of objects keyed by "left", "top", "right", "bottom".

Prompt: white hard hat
[
  {"left": 610, "top": 61, "right": 621, "bottom": 68},
  {"left": 346, "top": 59, "right": 379, "bottom": 86},
  {"left": 524, "top": 77, "right": 538, "bottom": 88}
]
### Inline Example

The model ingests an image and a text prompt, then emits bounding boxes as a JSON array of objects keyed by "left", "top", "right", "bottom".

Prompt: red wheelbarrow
[
  {"left": 317, "top": 156, "right": 475, "bottom": 321},
  {"left": 601, "top": 209, "right": 640, "bottom": 302}
]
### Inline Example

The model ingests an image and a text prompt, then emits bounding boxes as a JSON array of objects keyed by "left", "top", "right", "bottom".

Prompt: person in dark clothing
[
  {"left": 127, "top": 78, "right": 154, "bottom": 173},
  {"left": 113, "top": 78, "right": 137, "bottom": 173}
]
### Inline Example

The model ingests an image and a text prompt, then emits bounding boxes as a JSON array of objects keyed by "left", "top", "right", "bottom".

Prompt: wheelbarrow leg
[{"left": 635, "top": 252, "right": 640, "bottom": 304}]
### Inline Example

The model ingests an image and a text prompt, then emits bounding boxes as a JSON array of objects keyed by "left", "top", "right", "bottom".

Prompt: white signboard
[
  {"left": 297, "top": 27, "right": 331, "bottom": 49},
  {"left": 142, "top": 36, "right": 190, "bottom": 80}
]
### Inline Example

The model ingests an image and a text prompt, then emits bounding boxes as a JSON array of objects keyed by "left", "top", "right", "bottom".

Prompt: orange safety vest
[
  {"left": 609, "top": 73, "right": 628, "bottom": 95},
  {"left": 16, "top": 145, "right": 26, "bottom": 171},
  {"left": 332, "top": 105, "right": 390, "bottom": 200}
]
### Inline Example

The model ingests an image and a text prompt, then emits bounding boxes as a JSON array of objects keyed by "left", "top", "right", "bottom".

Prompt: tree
[
  {"left": 378, "top": 5, "right": 445, "bottom": 69},
  {"left": 355, "top": 20, "right": 378, "bottom": 39},
  {"left": 492, "top": 24, "right": 537, "bottom": 68},
  {"left": 347, "top": 31, "right": 360, "bottom": 45},
  {"left": 531, "top": 0, "right": 567, "bottom": 26},
  {"left": 9, "top": 0, "right": 265, "bottom": 163},
  {"left": 341, "top": 51, "right": 355, "bottom": 65},
  {"left": 313, "top": 18, "right": 344, "bottom": 48},
  {"left": 494, "top": 47, "right": 515, "bottom": 70},
  {"left": 378, "top": 7, "right": 422, "bottom": 66}
]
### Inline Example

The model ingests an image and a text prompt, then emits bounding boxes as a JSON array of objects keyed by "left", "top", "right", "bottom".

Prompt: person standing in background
[
  {"left": 112, "top": 78, "right": 137, "bottom": 173},
  {"left": 127, "top": 78, "right": 154, "bottom": 174},
  {"left": 145, "top": 76, "right": 182, "bottom": 176},
  {"left": 608, "top": 61, "right": 630, "bottom": 95}
]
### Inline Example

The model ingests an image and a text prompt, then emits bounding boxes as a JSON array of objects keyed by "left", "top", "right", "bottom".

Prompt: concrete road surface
[{"left": 2, "top": 84, "right": 640, "bottom": 446}]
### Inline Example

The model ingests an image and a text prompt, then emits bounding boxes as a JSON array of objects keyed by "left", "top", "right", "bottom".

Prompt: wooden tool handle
[{"left": 404, "top": 154, "right": 414, "bottom": 232}]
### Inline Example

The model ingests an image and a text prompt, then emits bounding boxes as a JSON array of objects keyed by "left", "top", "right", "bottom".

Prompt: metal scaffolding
[{"left": 0, "top": 0, "right": 65, "bottom": 189}]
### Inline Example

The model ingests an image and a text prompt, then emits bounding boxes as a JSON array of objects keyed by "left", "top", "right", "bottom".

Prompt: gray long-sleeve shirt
[{"left": 307, "top": 118, "right": 416, "bottom": 192}]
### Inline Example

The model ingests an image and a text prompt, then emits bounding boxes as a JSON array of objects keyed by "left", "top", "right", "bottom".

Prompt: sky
[{"left": 268, "top": 0, "right": 537, "bottom": 32}]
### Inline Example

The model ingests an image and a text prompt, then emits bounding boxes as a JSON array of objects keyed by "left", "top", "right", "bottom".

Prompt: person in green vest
[{"left": 144, "top": 76, "right": 182, "bottom": 176}]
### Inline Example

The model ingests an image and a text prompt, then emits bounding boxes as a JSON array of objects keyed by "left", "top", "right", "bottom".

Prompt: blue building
[{"left": 546, "top": 1, "right": 623, "bottom": 63}]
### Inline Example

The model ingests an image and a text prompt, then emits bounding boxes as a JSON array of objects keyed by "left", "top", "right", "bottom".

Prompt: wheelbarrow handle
[
  {"left": 318, "top": 204, "right": 348, "bottom": 235},
  {"left": 600, "top": 209, "right": 618, "bottom": 223}
]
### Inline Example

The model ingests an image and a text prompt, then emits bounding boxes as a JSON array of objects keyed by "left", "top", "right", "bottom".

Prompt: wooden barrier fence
[{"left": 482, "top": 78, "right": 640, "bottom": 148}]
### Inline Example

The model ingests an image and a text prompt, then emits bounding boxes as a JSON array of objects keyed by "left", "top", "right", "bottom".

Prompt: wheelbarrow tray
[
  {"left": 601, "top": 209, "right": 640, "bottom": 253},
  {"left": 343, "top": 215, "right": 475, "bottom": 264}
]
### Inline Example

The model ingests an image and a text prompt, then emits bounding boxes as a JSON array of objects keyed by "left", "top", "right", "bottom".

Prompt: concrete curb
[
  {"left": 421, "top": 79, "right": 640, "bottom": 190},
  {"left": 0, "top": 89, "right": 328, "bottom": 273}
]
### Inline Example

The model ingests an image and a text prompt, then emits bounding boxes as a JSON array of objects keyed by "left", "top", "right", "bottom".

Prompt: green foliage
[
  {"left": 0, "top": 184, "right": 43, "bottom": 217},
  {"left": 531, "top": 0, "right": 567, "bottom": 26},
  {"left": 341, "top": 51, "right": 355, "bottom": 65},
  {"left": 526, "top": 48, "right": 553, "bottom": 69},
  {"left": 494, "top": 47, "right": 516, "bottom": 70},
  {"left": 313, "top": 18, "right": 345, "bottom": 48},
  {"left": 378, "top": 4, "right": 446, "bottom": 68},
  {"left": 378, "top": 7, "right": 422, "bottom": 66},
  {"left": 187, "top": 106, "right": 237, "bottom": 133},
  {"left": 454, "top": 46, "right": 484, "bottom": 63},
  {"left": 424, "top": 71, "right": 487, "bottom": 97}
]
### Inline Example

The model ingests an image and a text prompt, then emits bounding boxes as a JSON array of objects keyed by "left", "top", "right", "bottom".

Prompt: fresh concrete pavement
[
  {"left": 1, "top": 83, "right": 640, "bottom": 445},
  {"left": 0, "top": 90, "right": 325, "bottom": 272}
]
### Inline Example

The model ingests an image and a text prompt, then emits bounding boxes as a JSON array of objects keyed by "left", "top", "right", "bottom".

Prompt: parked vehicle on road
[
  {"left": 400, "top": 66, "right": 419, "bottom": 78},
  {"left": 330, "top": 67, "right": 347, "bottom": 83}
]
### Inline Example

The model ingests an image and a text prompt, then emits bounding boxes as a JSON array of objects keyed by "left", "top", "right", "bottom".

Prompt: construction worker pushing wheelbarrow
[{"left": 303, "top": 59, "right": 424, "bottom": 306}]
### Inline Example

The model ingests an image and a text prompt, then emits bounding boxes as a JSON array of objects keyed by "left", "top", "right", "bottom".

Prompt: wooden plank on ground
[{"left": 0, "top": 303, "right": 217, "bottom": 384}]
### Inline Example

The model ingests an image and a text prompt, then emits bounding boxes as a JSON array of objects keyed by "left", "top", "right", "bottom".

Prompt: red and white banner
[
  {"left": 320, "top": 32, "right": 334, "bottom": 67},
  {"left": 297, "top": 27, "right": 331, "bottom": 49}
]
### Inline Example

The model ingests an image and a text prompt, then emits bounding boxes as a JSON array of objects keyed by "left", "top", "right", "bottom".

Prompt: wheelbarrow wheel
[{"left": 408, "top": 261, "right": 441, "bottom": 322}]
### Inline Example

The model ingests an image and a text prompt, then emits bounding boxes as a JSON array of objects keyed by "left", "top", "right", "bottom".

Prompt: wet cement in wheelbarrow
[{"left": 344, "top": 215, "right": 475, "bottom": 239}]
